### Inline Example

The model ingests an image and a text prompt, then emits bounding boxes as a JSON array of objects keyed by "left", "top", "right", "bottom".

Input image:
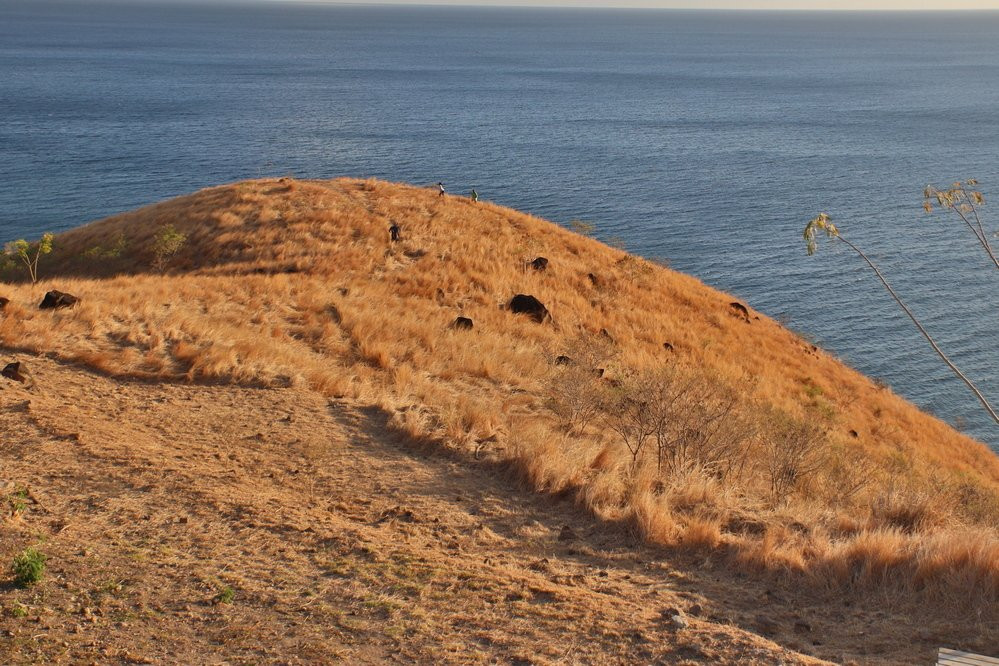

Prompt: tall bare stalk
[{"left": 804, "top": 213, "right": 998, "bottom": 426}]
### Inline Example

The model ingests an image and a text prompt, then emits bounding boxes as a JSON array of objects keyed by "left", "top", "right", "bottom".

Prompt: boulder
[
  {"left": 1, "top": 362, "right": 28, "bottom": 383},
  {"left": 0, "top": 297, "right": 8, "bottom": 310},
  {"left": 451, "top": 316, "right": 473, "bottom": 330},
  {"left": 554, "top": 355, "right": 573, "bottom": 366},
  {"left": 530, "top": 257, "right": 549, "bottom": 271},
  {"left": 39, "top": 290, "right": 79, "bottom": 310},
  {"left": 728, "top": 301, "right": 750, "bottom": 321},
  {"left": 509, "top": 294, "right": 549, "bottom": 323}
]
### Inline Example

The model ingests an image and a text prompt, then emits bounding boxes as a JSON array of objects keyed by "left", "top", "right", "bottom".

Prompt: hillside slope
[{"left": 1, "top": 177, "right": 997, "bottom": 662}]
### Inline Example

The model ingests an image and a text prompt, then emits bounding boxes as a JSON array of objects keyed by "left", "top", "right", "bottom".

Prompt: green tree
[
  {"left": 5, "top": 233, "right": 54, "bottom": 284},
  {"left": 152, "top": 225, "right": 187, "bottom": 272}
]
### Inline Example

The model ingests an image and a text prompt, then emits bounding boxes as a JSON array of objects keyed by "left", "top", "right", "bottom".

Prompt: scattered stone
[
  {"left": 509, "top": 294, "right": 550, "bottom": 323},
  {"left": 728, "top": 301, "right": 750, "bottom": 322},
  {"left": 530, "top": 257, "right": 549, "bottom": 271},
  {"left": 661, "top": 607, "right": 689, "bottom": 629},
  {"left": 558, "top": 525, "right": 577, "bottom": 541},
  {"left": 1, "top": 362, "right": 28, "bottom": 384},
  {"left": 39, "top": 290, "right": 79, "bottom": 310},
  {"left": 554, "top": 355, "right": 573, "bottom": 366},
  {"left": 450, "top": 316, "right": 473, "bottom": 330}
]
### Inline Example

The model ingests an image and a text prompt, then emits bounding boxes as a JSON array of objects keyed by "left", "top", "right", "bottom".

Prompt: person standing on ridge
[
  {"left": 470, "top": 189, "right": 479, "bottom": 202},
  {"left": 438, "top": 182, "right": 446, "bottom": 198}
]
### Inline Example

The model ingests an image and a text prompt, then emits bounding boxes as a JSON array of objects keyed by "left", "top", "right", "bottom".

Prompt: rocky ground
[{"left": 0, "top": 356, "right": 986, "bottom": 664}]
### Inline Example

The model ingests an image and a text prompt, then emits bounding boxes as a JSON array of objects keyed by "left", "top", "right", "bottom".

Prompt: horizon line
[{"left": 283, "top": 0, "right": 999, "bottom": 11}]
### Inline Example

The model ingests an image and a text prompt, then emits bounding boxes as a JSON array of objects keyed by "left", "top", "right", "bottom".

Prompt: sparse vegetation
[
  {"left": 214, "top": 585, "right": 235, "bottom": 605},
  {"left": 151, "top": 224, "right": 187, "bottom": 272},
  {"left": 4, "top": 233, "right": 54, "bottom": 284},
  {"left": 11, "top": 547, "right": 46, "bottom": 587}
]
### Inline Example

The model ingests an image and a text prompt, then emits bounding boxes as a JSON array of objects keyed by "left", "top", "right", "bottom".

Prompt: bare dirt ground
[{"left": 0, "top": 356, "right": 988, "bottom": 664}]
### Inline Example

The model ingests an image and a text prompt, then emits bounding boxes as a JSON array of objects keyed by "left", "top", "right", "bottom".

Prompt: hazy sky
[{"left": 308, "top": 0, "right": 999, "bottom": 10}]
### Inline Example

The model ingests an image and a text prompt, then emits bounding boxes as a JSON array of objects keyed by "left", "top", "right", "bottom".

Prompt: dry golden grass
[{"left": 3, "top": 176, "right": 998, "bottom": 618}]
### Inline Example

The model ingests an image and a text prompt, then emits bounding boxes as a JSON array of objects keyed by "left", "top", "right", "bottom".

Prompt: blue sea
[{"left": 1, "top": 1, "right": 997, "bottom": 447}]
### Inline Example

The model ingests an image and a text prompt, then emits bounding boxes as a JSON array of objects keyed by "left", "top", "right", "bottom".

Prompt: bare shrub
[
  {"left": 760, "top": 412, "right": 827, "bottom": 506},
  {"left": 602, "top": 380, "right": 657, "bottom": 465},
  {"left": 542, "top": 334, "right": 615, "bottom": 434},
  {"left": 823, "top": 451, "right": 870, "bottom": 508},
  {"left": 869, "top": 483, "right": 951, "bottom": 534},
  {"left": 620, "top": 366, "right": 750, "bottom": 481}
]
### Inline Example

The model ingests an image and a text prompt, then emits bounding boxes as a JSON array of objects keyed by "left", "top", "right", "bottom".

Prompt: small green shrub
[
  {"left": 9, "top": 602, "right": 28, "bottom": 618},
  {"left": 4, "top": 233, "right": 54, "bottom": 284},
  {"left": 11, "top": 547, "right": 46, "bottom": 587},
  {"left": 151, "top": 225, "right": 187, "bottom": 272},
  {"left": 214, "top": 585, "right": 235, "bottom": 604}
]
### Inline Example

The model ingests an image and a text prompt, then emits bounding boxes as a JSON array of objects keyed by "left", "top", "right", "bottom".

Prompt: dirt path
[{"left": 0, "top": 357, "right": 975, "bottom": 664}]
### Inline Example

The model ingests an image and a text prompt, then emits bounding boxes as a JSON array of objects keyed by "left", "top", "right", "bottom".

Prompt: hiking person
[
  {"left": 438, "top": 182, "right": 446, "bottom": 197},
  {"left": 389, "top": 223, "right": 400, "bottom": 242},
  {"left": 470, "top": 189, "right": 479, "bottom": 202}
]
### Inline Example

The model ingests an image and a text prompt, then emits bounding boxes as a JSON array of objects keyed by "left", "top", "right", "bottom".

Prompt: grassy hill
[{"left": 1, "top": 177, "right": 997, "bottom": 663}]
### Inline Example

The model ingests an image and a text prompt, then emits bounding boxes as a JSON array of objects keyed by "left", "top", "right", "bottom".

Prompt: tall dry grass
[{"left": 2, "top": 176, "right": 998, "bottom": 613}]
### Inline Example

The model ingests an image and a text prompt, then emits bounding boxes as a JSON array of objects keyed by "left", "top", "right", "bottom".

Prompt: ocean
[{"left": 1, "top": 1, "right": 997, "bottom": 447}]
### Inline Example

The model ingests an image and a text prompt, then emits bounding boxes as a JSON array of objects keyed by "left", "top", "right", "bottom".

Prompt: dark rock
[
  {"left": 451, "top": 316, "right": 473, "bottom": 330},
  {"left": 509, "top": 294, "right": 550, "bottom": 323},
  {"left": 687, "top": 603, "right": 704, "bottom": 617},
  {"left": 595, "top": 368, "right": 605, "bottom": 378},
  {"left": 39, "top": 290, "right": 79, "bottom": 310},
  {"left": 530, "top": 257, "right": 549, "bottom": 271},
  {"left": 848, "top": 429, "right": 859, "bottom": 439},
  {"left": 729, "top": 301, "right": 750, "bottom": 321},
  {"left": 663, "top": 342, "right": 674, "bottom": 352},
  {"left": 587, "top": 273, "right": 601, "bottom": 287},
  {"left": 554, "top": 355, "right": 573, "bottom": 366},
  {"left": 1, "top": 362, "right": 28, "bottom": 384},
  {"left": 0, "top": 297, "right": 8, "bottom": 310}
]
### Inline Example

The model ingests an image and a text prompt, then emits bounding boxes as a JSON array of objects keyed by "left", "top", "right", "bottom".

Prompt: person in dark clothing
[
  {"left": 389, "top": 223, "right": 400, "bottom": 242},
  {"left": 470, "top": 189, "right": 479, "bottom": 202}
]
